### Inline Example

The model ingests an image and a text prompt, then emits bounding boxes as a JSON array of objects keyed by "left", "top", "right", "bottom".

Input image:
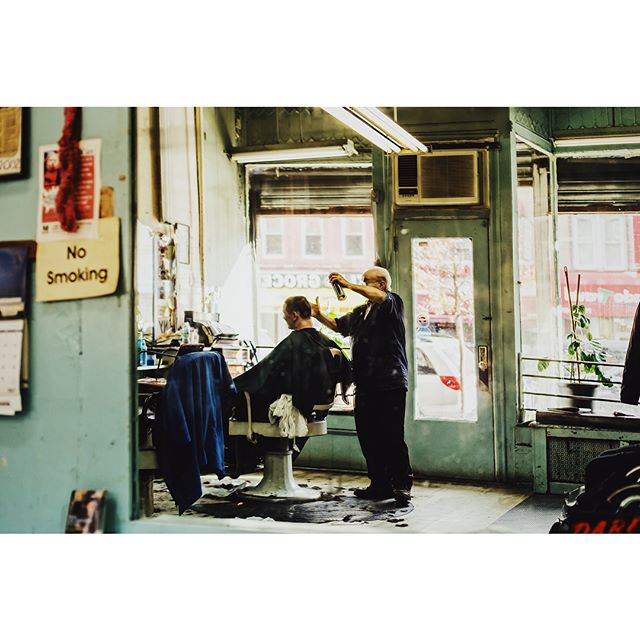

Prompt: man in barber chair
[{"left": 228, "top": 296, "right": 352, "bottom": 477}]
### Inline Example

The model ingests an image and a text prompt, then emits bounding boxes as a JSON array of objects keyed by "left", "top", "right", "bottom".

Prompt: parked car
[{"left": 415, "top": 335, "right": 478, "bottom": 420}]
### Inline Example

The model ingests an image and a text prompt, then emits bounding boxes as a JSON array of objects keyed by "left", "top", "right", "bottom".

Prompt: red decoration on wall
[{"left": 55, "top": 107, "right": 82, "bottom": 232}]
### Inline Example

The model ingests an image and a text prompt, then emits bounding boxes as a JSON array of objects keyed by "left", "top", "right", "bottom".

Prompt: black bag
[{"left": 550, "top": 444, "right": 640, "bottom": 533}]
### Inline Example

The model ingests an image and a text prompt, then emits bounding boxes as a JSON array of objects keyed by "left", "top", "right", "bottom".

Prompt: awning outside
[{"left": 561, "top": 270, "right": 640, "bottom": 317}]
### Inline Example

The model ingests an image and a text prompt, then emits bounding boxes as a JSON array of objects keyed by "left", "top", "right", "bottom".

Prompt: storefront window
[
  {"left": 519, "top": 196, "right": 640, "bottom": 412},
  {"left": 256, "top": 214, "right": 375, "bottom": 347},
  {"left": 557, "top": 213, "right": 640, "bottom": 397}
]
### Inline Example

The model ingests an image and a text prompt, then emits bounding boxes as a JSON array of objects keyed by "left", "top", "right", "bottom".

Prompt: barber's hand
[
  {"left": 328, "top": 272, "right": 349, "bottom": 288},
  {"left": 310, "top": 296, "right": 321, "bottom": 318}
]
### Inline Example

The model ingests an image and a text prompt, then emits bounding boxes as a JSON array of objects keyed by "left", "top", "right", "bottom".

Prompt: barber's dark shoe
[
  {"left": 353, "top": 486, "right": 394, "bottom": 500},
  {"left": 393, "top": 489, "right": 412, "bottom": 507}
]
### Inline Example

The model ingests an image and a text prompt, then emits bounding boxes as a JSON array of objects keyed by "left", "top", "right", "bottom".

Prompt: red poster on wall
[{"left": 37, "top": 138, "right": 101, "bottom": 241}]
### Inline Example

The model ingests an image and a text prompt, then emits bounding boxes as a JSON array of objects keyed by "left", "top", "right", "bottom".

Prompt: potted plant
[{"left": 538, "top": 268, "right": 613, "bottom": 409}]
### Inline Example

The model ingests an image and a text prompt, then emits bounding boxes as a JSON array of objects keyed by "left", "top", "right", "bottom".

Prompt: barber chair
[{"left": 229, "top": 397, "right": 332, "bottom": 502}]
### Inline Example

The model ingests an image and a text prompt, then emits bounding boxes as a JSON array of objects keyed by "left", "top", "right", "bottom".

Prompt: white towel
[{"left": 268, "top": 394, "right": 308, "bottom": 438}]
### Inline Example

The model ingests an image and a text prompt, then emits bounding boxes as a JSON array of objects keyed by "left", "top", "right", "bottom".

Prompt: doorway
[{"left": 397, "top": 218, "right": 496, "bottom": 480}]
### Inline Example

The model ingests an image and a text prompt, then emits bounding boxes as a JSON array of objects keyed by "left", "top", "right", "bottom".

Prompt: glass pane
[
  {"left": 605, "top": 243, "right": 621, "bottom": 266},
  {"left": 344, "top": 217, "right": 362, "bottom": 233},
  {"left": 264, "top": 217, "right": 283, "bottom": 232},
  {"left": 345, "top": 235, "right": 363, "bottom": 256},
  {"left": 305, "top": 235, "right": 322, "bottom": 255},
  {"left": 556, "top": 213, "right": 640, "bottom": 412},
  {"left": 265, "top": 234, "right": 283, "bottom": 255},
  {"left": 605, "top": 218, "right": 622, "bottom": 241},
  {"left": 576, "top": 216, "right": 593, "bottom": 239},
  {"left": 412, "top": 237, "right": 478, "bottom": 421},
  {"left": 304, "top": 218, "right": 321, "bottom": 233}
]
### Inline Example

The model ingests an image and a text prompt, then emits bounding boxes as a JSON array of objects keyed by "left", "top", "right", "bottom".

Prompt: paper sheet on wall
[
  {"left": 0, "top": 107, "right": 23, "bottom": 177},
  {"left": 35, "top": 217, "right": 120, "bottom": 302},
  {"left": 0, "top": 319, "right": 24, "bottom": 415},
  {"left": 37, "top": 139, "right": 101, "bottom": 241}
]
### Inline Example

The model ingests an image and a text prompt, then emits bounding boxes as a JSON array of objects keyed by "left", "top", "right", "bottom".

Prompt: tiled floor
[{"left": 150, "top": 469, "right": 564, "bottom": 533}]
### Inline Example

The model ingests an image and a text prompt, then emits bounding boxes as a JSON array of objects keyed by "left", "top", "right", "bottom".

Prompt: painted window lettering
[{"left": 572, "top": 516, "right": 640, "bottom": 533}]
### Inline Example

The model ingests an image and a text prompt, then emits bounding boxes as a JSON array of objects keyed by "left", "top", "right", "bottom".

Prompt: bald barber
[{"left": 311, "top": 267, "right": 413, "bottom": 506}]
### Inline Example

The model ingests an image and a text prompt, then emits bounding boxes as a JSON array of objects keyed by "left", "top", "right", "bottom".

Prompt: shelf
[{"left": 535, "top": 410, "right": 640, "bottom": 431}]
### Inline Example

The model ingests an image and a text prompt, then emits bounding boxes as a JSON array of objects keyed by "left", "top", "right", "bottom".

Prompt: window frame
[
  {"left": 261, "top": 217, "right": 285, "bottom": 257},
  {"left": 302, "top": 217, "right": 324, "bottom": 258},
  {"left": 570, "top": 214, "right": 628, "bottom": 271},
  {"left": 342, "top": 216, "right": 365, "bottom": 257}
]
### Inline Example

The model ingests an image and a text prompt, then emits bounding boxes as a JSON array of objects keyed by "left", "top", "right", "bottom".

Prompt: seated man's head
[{"left": 283, "top": 296, "right": 313, "bottom": 331}]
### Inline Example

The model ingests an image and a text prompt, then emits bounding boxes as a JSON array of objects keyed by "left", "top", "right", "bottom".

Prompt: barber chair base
[
  {"left": 240, "top": 450, "right": 321, "bottom": 502},
  {"left": 230, "top": 417, "right": 328, "bottom": 502}
]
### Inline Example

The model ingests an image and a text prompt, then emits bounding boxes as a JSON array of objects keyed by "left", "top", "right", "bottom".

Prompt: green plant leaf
[
  {"left": 559, "top": 293, "right": 613, "bottom": 385},
  {"left": 537, "top": 359, "right": 550, "bottom": 371}
]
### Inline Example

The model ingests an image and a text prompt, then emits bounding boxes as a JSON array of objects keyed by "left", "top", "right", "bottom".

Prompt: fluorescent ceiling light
[
  {"left": 349, "top": 108, "right": 428, "bottom": 153},
  {"left": 323, "top": 108, "right": 401, "bottom": 153},
  {"left": 554, "top": 135, "right": 640, "bottom": 148},
  {"left": 323, "top": 107, "right": 427, "bottom": 153},
  {"left": 231, "top": 139, "right": 357, "bottom": 164}
]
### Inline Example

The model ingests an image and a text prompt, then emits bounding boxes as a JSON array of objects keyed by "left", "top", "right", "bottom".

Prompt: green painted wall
[
  {"left": 237, "top": 107, "right": 364, "bottom": 147},
  {"left": 0, "top": 107, "right": 135, "bottom": 533},
  {"left": 510, "top": 107, "right": 551, "bottom": 141},
  {"left": 552, "top": 107, "right": 640, "bottom": 134},
  {"left": 511, "top": 107, "right": 640, "bottom": 138},
  {"left": 296, "top": 414, "right": 367, "bottom": 473}
]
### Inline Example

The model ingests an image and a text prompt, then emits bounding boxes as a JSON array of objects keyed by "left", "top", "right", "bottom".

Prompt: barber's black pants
[{"left": 354, "top": 387, "right": 413, "bottom": 491}]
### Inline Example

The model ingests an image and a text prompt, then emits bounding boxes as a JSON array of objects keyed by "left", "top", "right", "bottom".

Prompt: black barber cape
[
  {"left": 233, "top": 328, "right": 352, "bottom": 421},
  {"left": 154, "top": 351, "right": 237, "bottom": 514}
]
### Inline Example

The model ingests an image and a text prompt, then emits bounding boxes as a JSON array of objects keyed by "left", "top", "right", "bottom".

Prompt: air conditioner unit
[{"left": 393, "top": 149, "right": 489, "bottom": 206}]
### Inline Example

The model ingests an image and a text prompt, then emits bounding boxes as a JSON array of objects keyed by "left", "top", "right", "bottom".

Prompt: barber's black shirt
[{"left": 335, "top": 292, "right": 408, "bottom": 391}]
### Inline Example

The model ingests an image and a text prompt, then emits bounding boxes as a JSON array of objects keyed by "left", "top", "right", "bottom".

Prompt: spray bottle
[{"left": 332, "top": 280, "right": 346, "bottom": 301}]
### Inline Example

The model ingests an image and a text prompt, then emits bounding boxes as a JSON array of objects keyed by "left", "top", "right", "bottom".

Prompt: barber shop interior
[
  {"left": 7, "top": 6, "right": 640, "bottom": 638},
  {"left": 4, "top": 104, "right": 640, "bottom": 538}
]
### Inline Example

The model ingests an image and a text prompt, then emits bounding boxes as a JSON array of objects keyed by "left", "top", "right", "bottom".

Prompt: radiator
[{"left": 547, "top": 437, "right": 620, "bottom": 483}]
